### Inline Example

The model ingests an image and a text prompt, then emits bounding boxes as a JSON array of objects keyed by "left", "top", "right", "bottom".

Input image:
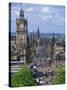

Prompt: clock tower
[{"left": 16, "top": 9, "right": 28, "bottom": 63}]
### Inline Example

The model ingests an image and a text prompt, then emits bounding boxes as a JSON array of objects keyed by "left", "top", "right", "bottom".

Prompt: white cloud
[
  {"left": 48, "top": 15, "right": 52, "bottom": 18},
  {"left": 25, "top": 7, "right": 33, "bottom": 12},
  {"left": 41, "top": 7, "right": 49, "bottom": 13},
  {"left": 11, "top": 6, "right": 20, "bottom": 11},
  {"left": 39, "top": 11, "right": 64, "bottom": 26},
  {"left": 39, "top": 14, "right": 53, "bottom": 20},
  {"left": 14, "top": 10, "right": 19, "bottom": 17},
  {"left": 11, "top": 5, "right": 20, "bottom": 18},
  {"left": 11, "top": 10, "right": 19, "bottom": 20},
  {"left": 53, "top": 13, "right": 65, "bottom": 25},
  {"left": 42, "top": 16, "right": 48, "bottom": 20}
]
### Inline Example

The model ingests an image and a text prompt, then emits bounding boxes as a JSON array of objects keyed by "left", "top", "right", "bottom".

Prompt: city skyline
[
  {"left": 9, "top": 3, "right": 65, "bottom": 87},
  {"left": 10, "top": 3, "right": 65, "bottom": 34}
]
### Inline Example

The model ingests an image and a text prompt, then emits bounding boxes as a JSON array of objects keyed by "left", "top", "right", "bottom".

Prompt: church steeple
[
  {"left": 36, "top": 26, "right": 40, "bottom": 39},
  {"left": 20, "top": 8, "right": 24, "bottom": 18}
]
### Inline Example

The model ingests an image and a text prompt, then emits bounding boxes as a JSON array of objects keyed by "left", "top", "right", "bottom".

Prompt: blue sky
[{"left": 10, "top": 3, "right": 65, "bottom": 34}]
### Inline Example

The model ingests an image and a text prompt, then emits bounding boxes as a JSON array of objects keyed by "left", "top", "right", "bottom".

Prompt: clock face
[{"left": 20, "top": 24, "right": 24, "bottom": 28}]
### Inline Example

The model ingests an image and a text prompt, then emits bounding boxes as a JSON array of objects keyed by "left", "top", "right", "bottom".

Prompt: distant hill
[
  {"left": 11, "top": 32, "right": 64, "bottom": 38},
  {"left": 11, "top": 32, "right": 16, "bottom": 37}
]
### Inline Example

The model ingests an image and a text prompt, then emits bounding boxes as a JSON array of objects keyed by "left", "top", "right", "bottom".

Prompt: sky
[{"left": 10, "top": 3, "right": 65, "bottom": 34}]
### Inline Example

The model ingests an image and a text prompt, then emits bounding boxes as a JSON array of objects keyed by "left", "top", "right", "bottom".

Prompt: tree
[
  {"left": 52, "top": 66, "right": 65, "bottom": 84},
  {"left": 11, "top": 65, "right": 37, "bottom": 87}
]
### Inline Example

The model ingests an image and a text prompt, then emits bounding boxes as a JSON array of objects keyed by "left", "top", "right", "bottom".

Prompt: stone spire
[
  {"left": 20, "top": 8, "right": 24, "bottom": 18},
  {"left": 36, "top": 26, "right": 40, "bottom": 39}
]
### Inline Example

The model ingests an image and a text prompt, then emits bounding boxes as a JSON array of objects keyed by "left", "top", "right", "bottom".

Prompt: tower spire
[
  {"left": 19, "top": 3, "right": 24, "bottom": 18},
  {"left": 37, "top": 26, "right": 40, "bottom": 39},
  {"left": 20, "top": 8, "right": 24, "bottom": 18}
]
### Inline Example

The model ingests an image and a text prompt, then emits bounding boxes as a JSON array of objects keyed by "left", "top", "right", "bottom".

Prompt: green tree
[
  {"left": 11, "top": 65, "right": 37, "bottom": 87},
  {"left": 52, "top": 66, "right": 65, "bottom": 84}
]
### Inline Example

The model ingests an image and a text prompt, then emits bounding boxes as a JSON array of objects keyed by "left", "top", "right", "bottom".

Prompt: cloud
[
  {"left": 11, "top": 5, "right": 20, "bottom": 19},
  {"left": 39, "top": 14, "right": 53, "bottom": 20},
  {"left": 53, "top": 13, "right": 65, "bottom": 25},
  {"left": 25, "top": 7, "right": 33, "bottom": 12},
  {"left": 42, "top": 16, "right": 48, "bottom": 20},
  {"left": 11, "top": 5, "right": 20, "bottom": 11},
  {"left": 14, "top": 10, "right": 19, "bottom": 16},
  {"left": 39, "top": 7, "right": 53, "bottom": 20},
  {"left": 11, "top": 10, "right": 19, "bottom": 21},
  {"left": 48, "top": 15, "right": 52, "bottom": 18},
  {"left": 41, "top": 7, "right": 49, "bottom": 13},
  {"left": 39, "top": 11, "right": 64, "bottom": 26}
]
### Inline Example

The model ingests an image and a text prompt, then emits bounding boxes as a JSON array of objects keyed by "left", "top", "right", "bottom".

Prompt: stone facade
[
  {"left": 16, "top": 9, "right": 28, "bottom": 63},
  {"left": 10, "top": 9, "right": 28, "bottom": 64}
]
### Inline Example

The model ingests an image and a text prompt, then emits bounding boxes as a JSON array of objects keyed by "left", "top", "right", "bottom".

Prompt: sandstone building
[{"left": 10, "top": 8, "right": 28, "bottom": 64}]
